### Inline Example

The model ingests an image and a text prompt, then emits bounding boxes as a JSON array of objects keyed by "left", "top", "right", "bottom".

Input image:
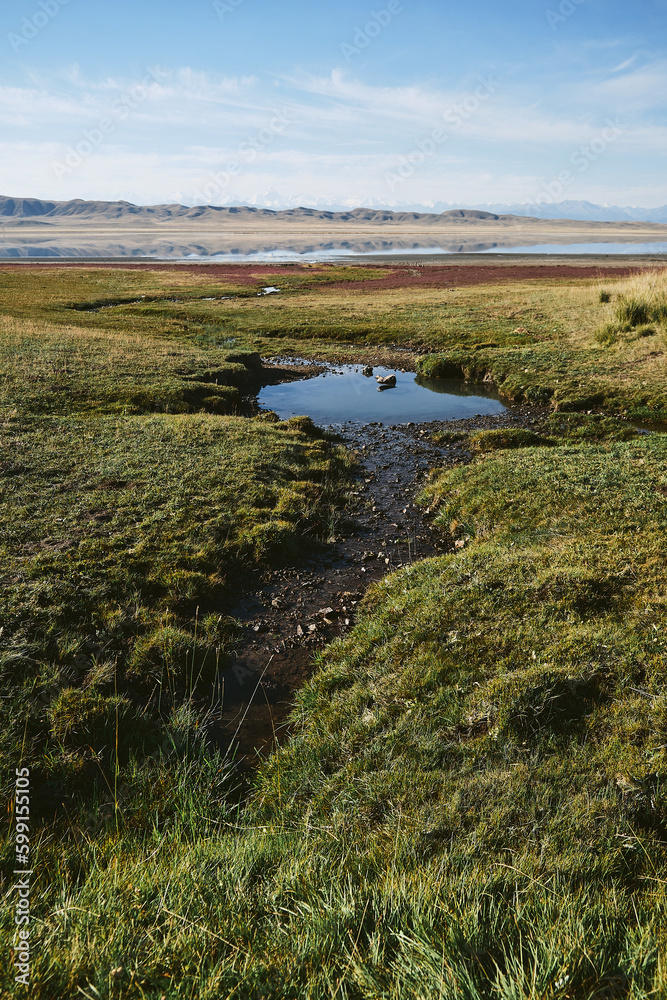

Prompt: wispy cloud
[
  {"left": 584, "top": 60, "right": 667, "bottom": 109},
  {"left": 1, "top": 53, "right": 665, "bottom": 209}
]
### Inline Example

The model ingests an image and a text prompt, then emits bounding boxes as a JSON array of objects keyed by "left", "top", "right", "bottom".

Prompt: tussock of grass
[
  {"left": 595, "top": 269, "right": 667, "bottom": 352},
  {"left": 543, "top": 412, "right": 642, "bottom": 442}
]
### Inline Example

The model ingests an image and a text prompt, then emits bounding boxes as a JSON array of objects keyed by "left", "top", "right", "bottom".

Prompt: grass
[
  {"left": 1, "top": 408, "right": 352, "bottom": 823},
  {"left": 2, "top": 264, "right": 666, "bottom": 420},
  {"left": 255, "top": 427, "right": 667, "bottom": 858},
  {"left": 415, "top": 268, "right": 667, "bottom": 421},
  {"left": 2, "top": 263, "right": 667, "bottom": 997},
  {"left": 5, "top": 420, "right": 667, "bottom": 998},
  {"left": 0, "top": 313, "right": 256, "bottom": 416}
]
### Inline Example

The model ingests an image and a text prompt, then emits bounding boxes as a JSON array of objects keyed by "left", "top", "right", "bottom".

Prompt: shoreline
[{"left": 1, "top": 252, "right": 666, "bottom": 268}]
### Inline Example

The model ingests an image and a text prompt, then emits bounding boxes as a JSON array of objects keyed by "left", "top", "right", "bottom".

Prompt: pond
[{"left": 258, "top": 364, "right": 506, "bottom": 425}]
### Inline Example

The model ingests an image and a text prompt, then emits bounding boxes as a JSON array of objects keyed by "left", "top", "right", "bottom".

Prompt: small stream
[{"left": 208, "top": 360, "right": 544, "bottom": 767}]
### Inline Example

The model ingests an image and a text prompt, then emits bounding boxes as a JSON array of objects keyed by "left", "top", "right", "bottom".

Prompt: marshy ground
[{"left": 1, "top": 259, "right": 667, "bottom": 998}]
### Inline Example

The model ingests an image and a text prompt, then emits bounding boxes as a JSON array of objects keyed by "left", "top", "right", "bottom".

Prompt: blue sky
[{"left": 1, "top": 0, "right": 666, "bottom": 209}]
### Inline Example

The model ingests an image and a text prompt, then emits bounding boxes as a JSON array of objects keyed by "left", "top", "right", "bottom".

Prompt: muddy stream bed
[{"left": 208, "top": 360, "right": 545, "bottom": 767}]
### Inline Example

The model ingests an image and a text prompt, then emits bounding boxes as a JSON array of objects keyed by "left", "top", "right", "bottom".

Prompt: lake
[{"left": 2, "top": 238, "right": 666, "bottom": 261}]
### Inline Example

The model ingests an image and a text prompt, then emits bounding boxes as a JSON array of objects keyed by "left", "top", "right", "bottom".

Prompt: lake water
[
  {"left": 175, "top": 242, "right": 667, "bottom": 262},
  {"left": 480, "top": 242, "right": 667, "bottom": 255},
  {"left": 259, "top": 365, "right": 506, "bottom": 425},
  {"left": 2, "top": 239, "right": 666, "bottom": 261}
]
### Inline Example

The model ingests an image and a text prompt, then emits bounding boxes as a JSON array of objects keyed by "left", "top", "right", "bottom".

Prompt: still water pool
[{"left": 258, "top": 364, "right": 506, "bottom": 425}]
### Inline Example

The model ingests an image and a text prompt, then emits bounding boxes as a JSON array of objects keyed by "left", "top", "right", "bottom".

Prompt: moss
[
  {"left": 224, "top": 350, "right": 263, "bottom": 369},
  {"left": 416, "top": 354, "right": 465, "bottom": 379},
  {"left": 281, "top": 415, "right": 327, "bottom": 438},
  {"left": 469, "top": 428, "right": 553, "bottom": 451}
]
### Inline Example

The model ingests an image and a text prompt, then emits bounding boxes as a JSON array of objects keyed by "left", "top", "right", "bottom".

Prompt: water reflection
[
  {"left": 1, "top": 235, "right": 666, "bottom": 260},
  {"left": 258, "top": 364, "right": 506, "bottom": 425}
]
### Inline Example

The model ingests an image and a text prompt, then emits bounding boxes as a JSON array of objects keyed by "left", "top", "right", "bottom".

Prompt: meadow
[{"left": 1, "top": 261, "right": 667, "bottom": 998}]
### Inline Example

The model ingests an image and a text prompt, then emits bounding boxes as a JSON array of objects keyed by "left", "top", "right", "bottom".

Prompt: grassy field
[
  {"left": 1, "top": 263, "right": 667, "bottom": 998},
  {"left": 1, "top": 264, "right": 666, "bottom": 419}
]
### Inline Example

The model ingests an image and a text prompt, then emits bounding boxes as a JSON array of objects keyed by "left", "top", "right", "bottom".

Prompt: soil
[
  {"left": 208, "top": 374, "right": 547, "bottom": 769},
  {"left": 306, "top": 262, "right": 651, "bottom": 292}
]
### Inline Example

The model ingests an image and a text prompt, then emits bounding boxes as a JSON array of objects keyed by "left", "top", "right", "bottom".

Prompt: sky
[{"left": 1, "top": 0, "right": 666, "bottom": 210}]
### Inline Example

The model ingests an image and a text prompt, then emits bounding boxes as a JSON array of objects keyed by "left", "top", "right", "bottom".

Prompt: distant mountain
[
  {"left": 2, "top": 195, "right": 666, "bottom": 226},
  {"left": 0, "top": 197, "right": 511, "bottom": 225},
  {"left": 464, "top": 200, "right": 667, "bottom": 224},
  {"left": 206, "top": 194, "right": 667, "bottom": 224}
]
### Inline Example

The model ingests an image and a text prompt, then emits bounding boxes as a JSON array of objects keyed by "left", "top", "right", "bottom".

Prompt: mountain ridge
[
  {"left": 4, "top": 195, "right": 667, "bottom": 226},
  {"left": 0, "top": 197, "right": 513, "bottom": 225}
]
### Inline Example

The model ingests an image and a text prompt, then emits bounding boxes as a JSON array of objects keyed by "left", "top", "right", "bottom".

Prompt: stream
[{"left": 208, "top": 361, "right": 543, "bottom": 765}]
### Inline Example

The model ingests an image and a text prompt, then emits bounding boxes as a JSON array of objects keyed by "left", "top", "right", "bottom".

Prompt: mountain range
[
  {"left": 2, "top": 196, "right": 667, "bottom": 226},
  {"left": 0, "top": 198, "right": 509, "bottom": 224}
]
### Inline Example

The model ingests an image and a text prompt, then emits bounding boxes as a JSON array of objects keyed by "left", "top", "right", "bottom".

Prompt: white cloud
[
  {"left": 1, "top": 62, "right": 665, "bottom": 210},
  {"left": 563, "top": 59, "right": 667, "bottom": 111},
  {"left": 611, "top": 56, "right": 638, "bottom": 73},
  {"left": 0, "top": 85, "right": 87, "bottom": 126}
]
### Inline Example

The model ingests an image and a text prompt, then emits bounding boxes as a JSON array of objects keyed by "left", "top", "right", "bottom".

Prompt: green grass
[
  {"left": 412, "top": 268, "right": 667, "bottom": 421},
  {"left": 0, "top": 408, "right": 352, "bottom": 819},
  {"left": 0, "top": 312, "right": 260, "bottom": 416},
  {"left": 2, "top": 264, "right": 666, "bottom": 420},
  {"left": 3, "top": 265, "right": 667, "bottom": 998},
  {"left": 5, "top": 427, "right": 667, "bottom": 998}
]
